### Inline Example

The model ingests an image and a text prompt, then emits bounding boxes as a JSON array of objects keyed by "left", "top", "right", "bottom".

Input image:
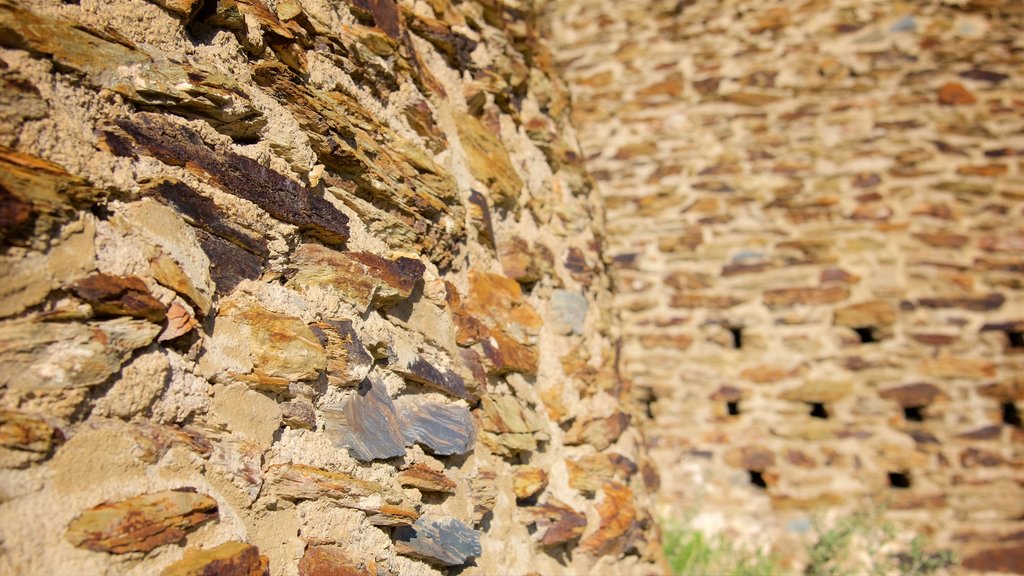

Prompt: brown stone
[
  {"left": 566, "top": 452, "right": 638, "bottom": 495},
  {"left": 455, "top": 112, "right": 523, "bottom": 207},
  {"left": 450, "top": 271, "right": 542, "bottom": 375},
  {"left": 913, "top": 232, "right": 969, "bottom": 248},
  {"left": 724, "top": 445, "right": 775, "bottom": 471},
  {"left": 564, "top": 412, "right": 631, "bottom": 451},
  {"left": 670, "top": 293, "right": 744, "bottom": 309},
  {"left": 958, "top": 164, "right": 1008, "bottom": 177},
  {"left": 0, "top": 410, "right": 59, "bottom": 454},
  {"left": 161, "top": 541, "right": 269, "bottom": 576},
  {"left": 834, "top": 300, "right": 896, "bottom": 327},
  {"left": 145, "top": 0, "right": 201, "bottom": 17},
  {"left": 963, "top": 544, "right": 1024, "bottom": 574},
  {"left": 499, "top": 236, "right": 545, "bottom": 283},
  {"left": 71, "top": 274, "right": 167, "bottom": 322},
  {"left": 513, "top": 466, "right": 548, "bottom": 500},
  {"left": 298, "top": 546, "right": 367, "bottom": 576},
  {"left": 114, "top": 114, "right": 347, "bottom": 244},
  {"left": 879, "top": 383, "right": 947, "bottom": 407},
  {"left": 978, "top": 380, "right": 1024, "bottom": 401},
  {"left": 265, "top": 464, "right": 418, "bottom": 526},
  {"left": 66, "top": 489, "right": 217, "bottom": 553},
  {"left": 780, "top": 381, "right": 852, "bottom": 404},
  {"left": 763, "top": 286, "right": 849, "bottom": 309},
  {"left": 288, "top": 244, "right": 424, "bottom": 312},
  {"left": 279, "top": 400, "right": 316, "bottom": 430},
  {"left": 917, "top": 294, "right": 1005, "bottom": 311},
  {"left": 397, "top": 464, "right": 456, "bottom": 493},
  {"left": 578, "top": 482, "right": 637, "bottom": 557},
  {"left": 741, "top": 364, "right": 798, "bottom": 383},
  {"left": 309, "top": 320, "right": 373, "bottom": 387},
  {"left": 937, "top": 82, "right": 976, "bottom": 106},
  {"left": 979, "top": 233, "right": 1024, "bottom": 253},
  {"left": 523, "top": 498, "right": 587, "bottom": 547},
  {"left": 960, "top": 447, "right": 1004, "bottom": 468},
  {"left": 478, "top": 395, "right": 545, "bottom": 457}
]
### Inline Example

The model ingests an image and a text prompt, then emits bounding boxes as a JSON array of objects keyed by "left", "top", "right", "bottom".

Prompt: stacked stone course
[
  {"left": 549, "top": 0, "right": 1024, "bottom": 572},
  {"left": 0, "top": 0, "right": 663, "bottom": 574}
]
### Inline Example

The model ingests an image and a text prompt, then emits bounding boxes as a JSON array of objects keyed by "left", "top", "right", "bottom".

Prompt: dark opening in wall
[
  {"left": 749, "top": 470, "right": 767, "bottom": 489},
  {"left": 854, "top": 326, "right": 877, "bottom": 344},
  {"left": 809, "top": 402, "right": 829, "bottom": 419},
  {"left": 904, "top": 406, "right": 924, "bottom": 422},
  {"left": 727, "top": 401, "right": 740, "bottom": 416},
  {"left": 1008, "top": 331, "right": 1024, "bottom": 349},
  {"left": 888, "top": 472, "right": 912, "bottom": 489},
  {"left": 1003, "top": 402, "right": 1022, "bottom": 427},
  {"left": 729, "top": 327, "right": 743, "bottom": 349}
]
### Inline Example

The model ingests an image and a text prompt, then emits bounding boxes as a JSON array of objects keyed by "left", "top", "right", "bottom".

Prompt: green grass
[{"left": 662, "top": 524, "right": 780, "bottom": 576}]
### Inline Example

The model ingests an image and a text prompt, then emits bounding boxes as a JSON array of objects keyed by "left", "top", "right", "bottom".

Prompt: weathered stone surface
[
  {"left": 564, "top": 412, "right": 630, "bottom": 451},
  {"left": 550, "top": 290, "right": 588, "bottom": 335},
  {"left": 513, "top": 466, "right": 548, "bottom": 500},
  {"left": 0, "top": 3, "right": 264, "bottom": 139},
  {"left": 763, "top": 286, "right": 850, "bottom": 309},
  {"left": 161, "top": 541, "right": 269, "bottom": 576},
  {"left": 323, "top": 379, "right": 406, "bottom": 461},
  {"left": 566, "top": 452, "right": 638, "bottom": 495},
  {"left": 145, "top": 0, "right": 201, "bottom": 17},
  {"left": 578, "top": 482, "right": 637, "bottom": 557},
  {"left": 114, "top": 114, "right": 348, "bottom": 243},
  {"left": 288, "top": 245, "right": 424, "bottom": 312},
  {"left": 470, "top": 468, "right": 498, "bottom": 524},
  {"left": 450, "top": 271, "right": 542, "bottom": 375},
  {"left": 395, "top": 396, "right": 475, "bottom": 456},
  {"left": 279, "top": 400, "right": 316, "bottom": 430},
  {"left": 879, "top": 383, "right": 947, "bottom": 407},
  {"left": 310, "top": 320, "right": 373, "bottom": 387},
  {"left": 962, "top": 544, "right": 1024, "bottom": 574},
  {"left": 392, "top": 516, "right": 481, "bottom": 567},
  {"left": 298, "top": 546, "right": 367, "bottom": 576},
  {"left": 780, "top": 381, "right": 852, "bottom": 404},
  {"left": 724, "top": 445, "right": 775, "bottom": 471},
  {"left": 265, "top": 464, "right": 418, "bottom": 526},
  {"left": 397, "top": 463, "right": 456, "bottom": 493},
  {"left": 0, "top": 317, "right": 159, "bottom": 389},
  {"left": 478, "top": 395, "right": 545, "bottom": 456},
  {"left": 455, "top": 112, "right": 523, "bottom": 207},
  {"left": 937, "top": 82, "right": 976, "bottom": 106},
  {"left": 0, "top": 410, "right": 59, "bottom": 455},
  {"left": 918, "top": 294, "right": 1005, "bottom": 312},
  {"left": 71, "top": 274, "right": 166, "bottom": 322},
  {"left": 391, "top": 353, "right": 474, "bottom": 402},
  {"left": 834, "top": 300, "right": 896, "bottom": 327},
  {"left": 66, "top": 489, "right": 217, "bottom": 553},
  {"left": 203, "top": 299, "right": 326, "bottom": 391},
  {"left": 523, "top": 498, "right": 587, "bottom": 547}
]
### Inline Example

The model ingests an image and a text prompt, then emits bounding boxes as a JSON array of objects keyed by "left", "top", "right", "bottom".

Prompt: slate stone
[
  {"left": 288, "top": 244, "right": 424, "bottom": 312},
  {"left": 323, "top": 379, "right": 406, "bottom": 461},
  {"left": 523, "top": 498, "right": 587, "bottom": 547},
  {"left": 455, "top": 112, "right": 523, "bottom": 207},
  {"left": 392, "top": 516, "right": 481, "bottom": 567},
  {"left": 114, "top": 114, "right": 348, "bottom": 244},
  {"left": 395, "top": 397, "right": 475, "bottom": 456},
  {"left": 311, "top": 320, "right": 373, "bottom": 387},
  {"left": 392, "top": 355, "right": 474, "bottom": 402},
  {"left": 265, "top": 463, "right": 418, "bottom": 526},
  {"left": 918, "top": 294, "right": 1005, "bottom": 312}
]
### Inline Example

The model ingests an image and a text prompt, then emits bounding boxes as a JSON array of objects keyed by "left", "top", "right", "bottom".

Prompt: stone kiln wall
[
  {"left": 548, "top": 0, "right": 1024, "bottom": 572},
  {"left": 0, "top": 0, "right": 662, "bottom": 574}
]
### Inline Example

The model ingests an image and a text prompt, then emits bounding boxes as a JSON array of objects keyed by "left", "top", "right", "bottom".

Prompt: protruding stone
[
  {"left": 470, "top": 468, "right": 498, "bottom": 524},
  {"left": 0, "top": 317, "right": 160, "bottom": 390},
  {"left": 288, "top": 245, "right": 424, "bottom": 312},
  {"left": 161, "top": 541, "right": 269, "bottom": 576},
  {"left": 279, "top": 400, "right": 316, "bottom": 430},
  {"left": 478, "top": 395, "right": 545, "bottom": 456},
  {"left": 66, "top": 489, "right": 217, "bottom": 553},
  {"left": 937, "top": 82, "right": 976, "bottom": 106},
  {"left": 298, "top": 546, "right": 368, "bottom": 576},
  {"left": 391, "top": 354, "right": 474, "bottom": 402},
  {"left": 963, "top": 544, "right": 1024, "bottom": 574},
  {"left": 323, "top": 379, "right": 406, "bottom": 461},
  {"left": 71, "top": 274, "right": 167, "bottom": 322},
  {"left": 513, "top": 466, "right": 548, "bottom": 500},
  {"left": 918, "top": 294, "right": 1005, "bottom": 312},
  {"left": 834, "top": 300, "right": 896, "bottom": 327},
  {"left": 265, "top": 464, "right": 418, "bottom": 526},
  {"left": 724, "top": 445, "right": 775, "bottom": 471},
  {"left": 566, "top": 452, "right": 638, "bottom": 495},
  {"left": 392, "top": 516, "right": 481, "bottom": 567},
  {"left": 397, "top": 464, "right": 456, "bottom": 493},
  {"left": 395, "top": 396, "right": 475, "bottom": 456},
  {"left": 780, "top": 381, "right": 852, "bottom": 404},
  {"left": 523, "top": 498, "right": 587, "bottom": 547},
  {"left": 310, "top": 320, "right": 373, "bottom": 387},
  {"left": 879, "top": 383, "right": 947, "bottom": 407},
  {"left": 564, "top": 412, "right": 630, "bottom": 451},
  {"left": 0, "top": 410, "right": 59, "bottom": 456},
  {"left": 455, "top": 112, "right": 523, "bottom": 207},
  {"left": 578, "top": 482, "right": 637, "bottom": 557},
  {"left": 763, "top": 286, "right": 849, "bottom": 309}
]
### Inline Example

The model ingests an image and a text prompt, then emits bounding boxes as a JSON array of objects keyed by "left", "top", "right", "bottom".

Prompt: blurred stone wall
[
  {"left": 548, "top": 0, "right": 1024, "bottom": 572},
  {"left": 0, "top": 0, "right": 664, "bottom": 574}
]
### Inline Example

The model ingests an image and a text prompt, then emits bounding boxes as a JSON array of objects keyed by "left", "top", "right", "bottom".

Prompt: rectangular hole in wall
[
  {"left": 1007, "top": 331, "right": 1024, "bottom": 349},
  {"left": 809, "top": 402, "right": 829, "bottom": 419},
  {"left": 749, "top": 470, "right": 767, "bottom": 489},
  {"left": 1003, "top": 402, "right": 1022, "bottom": 427},
  {"left": 727, "top": 400, "right": 740, "bottom": 416},
  {"left": 729, "top": 327, "right": 744, "bottom": 349},
  {"left": 888, "top": 471, "right": 912, "bottom": 489},
  {"left": 854, "top": 326, "right": 877, "bottom": 344},
  {"left": 904, "top": 406, "right": 924, "bottom": 422}
]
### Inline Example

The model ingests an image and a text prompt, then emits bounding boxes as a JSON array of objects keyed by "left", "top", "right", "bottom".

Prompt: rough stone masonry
[
  {"left": 548, "top": 0, "right": 1024, "bottom": 572},
  {"left": 0, "top": 0, "right": 663, "bottom": 574}
]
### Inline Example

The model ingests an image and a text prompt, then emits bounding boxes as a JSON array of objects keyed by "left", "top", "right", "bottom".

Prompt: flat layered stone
[
  {"left": 265, "top": 464, "right": 418, "bottom": 526},
  {"left": 564, "top": 412, "right": 630, "bottom": 451},
  {"left": 478, "top": 395, "right": 545, "bottom": 456},
  {"left": 397, "top": 463, "right": 456, "bottom": 493},
  {"left": 670, "top": 293, "right": 744, "bottom": 309},
  {"left": 279, "top": 400, "right": 316, "bottom": 430},
  {"left": 578, "top": 482, "right": 637, "bottom": 557},
  {"left": 470, "top": 468, "right": 497, "bottom": 524},
  {"left": 834, "top": 300, "right": 896, "bottom": 327},
  {"left": 114, "top": 114, "right": 348, "bottom": 244},
  {"left": 392, "top": 516, "right": 481, "bottom": 567},
  {"left": 879, "top": 383, "right": 947, "bottom": 407},
  {"left": 513, "top": 466, "right": 548, "bottom": 500},
  {"left": 763, "top": 286, "right": 850, "bottom": 309},
  {"left": 391, "top": 354, "right": 474, "bottom": 402},
  {"left": 204, "top": 299, "right": 326, "bottom": 391},
  {"left": 161, "top": 541, "right": 269, "bottom": 576},
  {"left": 523, "top": 498, "right": 587, "bottom": 547},
  {"left": 288, "top": 244, "right": 424, "bottom": 312},
  {"left": 566, "top": 453, "right": 638, "bottom": 495},
  {"left": 71, "top": 274, "right": 166, "bottom": 322},
  {"left": 724, "top": 445, "right": 775, "bottom": 470},
  {"left": 0, "top": 3, "right": 264, "bottom": 139},
  {"left": 395, "top": 397, "right": 475, "bottom": 456},
  {"left": 66, "top": 488, "right": 217, "bottom": 553},
  {"left": 0, "top": 317, "right": 160, "bottom": 390},
  {"left": 963, "top": 544, "right": 1024, "bottom": 574},
  {"left": 455, "top": 112, "right": 523, "bottom": 207},
  {"left": 323, "top": 379, "right": 405, "bottom": 461},
  {"left": 310, "top": 320, "right": 373, "bottom": 387},
  {"left": 0, "top": 410, "right": 59, "bottom": 455},
  {"left": 298, "top": 546, "right": 367, "bottom": 576},
  {"left": 780, "top": 381, "right": 852, "bottom": 404},
  {"left": 917, "top": 294, "right": 1005, "bottom": 311}
]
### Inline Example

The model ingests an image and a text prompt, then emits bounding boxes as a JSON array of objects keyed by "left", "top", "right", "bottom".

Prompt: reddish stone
[
  {"left": 671, "top": 293, "right": 744, "bottom": 309},
  {"left": 963, "top": 544, "right": 1024, "bottom": 573},
  {"left": 397, "top": 464, "right": 456, "bottom": 493},
  {"left": 917, "top": 294, "right": 1005, "bottom": 311},
  {"left": 741, "top": 364, "right": 797, "bottom": 383},
  {"left": 957, "top": 164, "right": 1007, "bottom": 177},
  {"left": 564, "top": 412, "right": 631, "bottom": 451},
  {"left": 513, "top": 466, "right": 548, "bottom": 500},
  {"left": 566, "top": 452, "right": 637, "bottom": 495},
  {"left": 786, "top": 449, "right": 816, "bottom": 468},
  {"left": 72, "top": 273, "right": 166, "bottom": 322},
  {"left": 524, "top": 498, "right": 587, "bottom": 547},
  {"left": 913, "top": 233, "right": 969, "bottom": 248},
  {"left": 763, "top": 286, "right": 849, "bottom": 309},
  {"left": 0, "top": 410, "right": 59, "bottom": 454},
  {"left": 298, "top": 546, "right": 367, "bottom": 576},
  {"left": 161, "top": 541, "right": 269, "bottom": 576},
  {"left": 578, "top": 482, "right": 637, "bottom": 557},
  {"left": 879, "top": 383, "right": 947, "bottom": 407},
  {"left": 937, "top": 82, "right": 976, "bottom": 106},
  {"left": 979, "top": 234, "right": 1024, "bottom": 253}
]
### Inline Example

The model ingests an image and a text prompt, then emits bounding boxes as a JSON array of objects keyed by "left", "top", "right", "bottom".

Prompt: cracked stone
[{"left": 265, "top": 463, "right": 418, "bottom": 526}]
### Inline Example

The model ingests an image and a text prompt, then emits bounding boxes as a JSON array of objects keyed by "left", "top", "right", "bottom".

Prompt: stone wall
[
  {"left": 0, "top": 0, "right": 662, "bottom": 574},
  {"left": 548, "top": 0, "right": 1024, "bottom": 572}
]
